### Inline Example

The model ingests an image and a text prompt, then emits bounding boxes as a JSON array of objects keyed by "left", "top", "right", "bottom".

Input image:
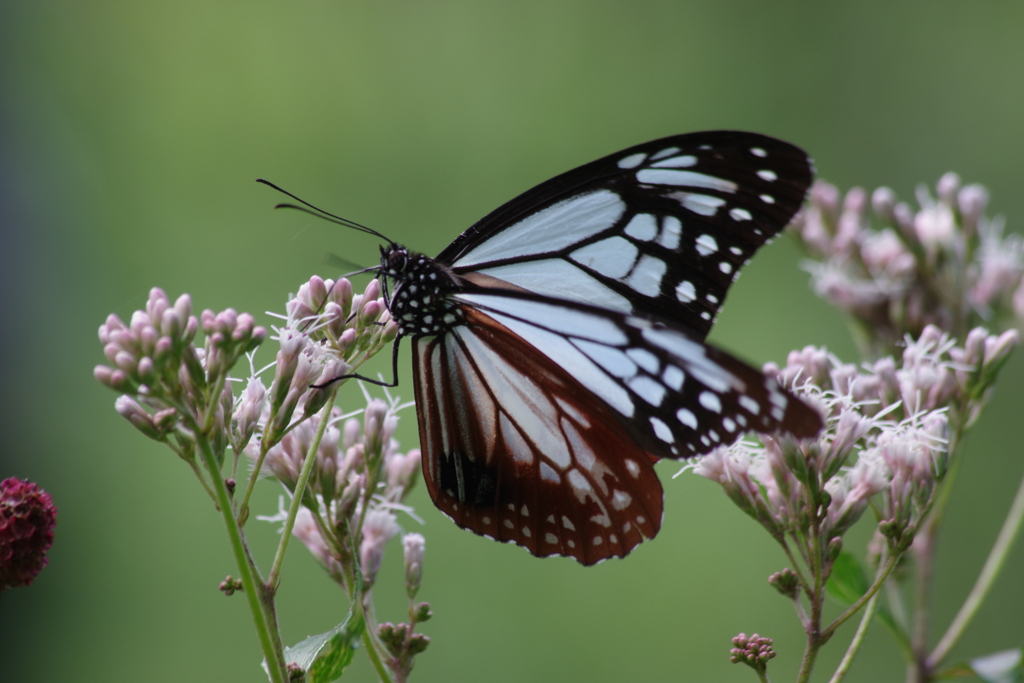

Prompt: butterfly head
[{"left": 379, "top": 244, "right": 465, "bottom": 338}]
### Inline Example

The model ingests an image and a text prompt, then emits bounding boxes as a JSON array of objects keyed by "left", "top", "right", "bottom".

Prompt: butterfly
[{"left": 268, "top": 131, "right": 822, "bottom": 565}]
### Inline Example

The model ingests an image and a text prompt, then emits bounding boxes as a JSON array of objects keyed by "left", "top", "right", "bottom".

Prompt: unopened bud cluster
[
  {"left": 792, "top": 175, "right": 1023, "bottom": 356},
  {"left": 730, "top": 633, "right": 776, "bottom": 671},
  {"left": 692, "top": 324, "right": 1016, "bottom": 572},
  {"left": 95, "top": 288, "right": 266, "bottom": 465}
]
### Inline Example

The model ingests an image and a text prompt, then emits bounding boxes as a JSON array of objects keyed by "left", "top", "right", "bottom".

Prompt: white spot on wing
[
  {"left": 695, "top": 234, "right": 718, "bottom": 256},
  {"left": 636, "top": 169, "right": 737, "bottom": 193},
  {"left": 760, "top": 194, "right": 775, "bottom": 204},
  {"left": 611, "top": 490, "right": 632, "bottom": 510},
  {"left": 540, "top": 462, "right": 560, "bottom": 483},
  {"left": 699, "top": 391, "right": 722, "bottom": 413},
  {"left": 650, "top": 416, "right": 674, "bottom": 443},
  {"left": 570, "top": 236, "right": 639, "bottom": 279},
  {"left": 662, "top": 365, "right": 685, "bottom": 391},
  {"left": 624, "top": 213, "right": 658, "bottom": 241},
  {"left": 739, "top": 395, "right": 761, "bottom": 414},
  {"left": 625, "top": 347, "right": 659, "bottom": 373},
  {"left": 651, "top": 155, "right": 697, "bottom": 168},
  {"left": 751, "top": 147, "right": 767, "bottom": 157},
  {"left": 719, "top": 261, "right": 733, "bottom": 274},
  {"left": 545, "top": 533, "right": 558, "bottom": 544},
  {"left": 729, "top": 207, "right": 752, "bottom": 221},
  {"left": 670, "top": 192, "right": 727, "bottom": 216},
  {"left": 562, "top": 515, "right": 576, "bottom": 531},
  {"left": 657, "top": 216, "right": 682, "bottom": 250},
  {"left": 567, "top": 469, "right": 593, "bottom": 503},
  {"left": 675, "top": 280, "right": 696, "bottom": 303},
  {"left": 625, "top": 254, "right": 667, "bottom": 297},
  {"left": 677, "top": 408, "right": 698, "bottom": 429},
  {"left": 628, "top": 375, "right": 667, "bottom": 406},
  {"left": 617, "top": 152, "right": 647, "bottom": 169},
  {"left": 624, "top": 459, "right": 640, "bottom": 478},
  {"left": 757, "top": 170, "right": 778, "bottom": 181},
  {"left": 650, "top": 146, "right": 681, "bottom": 160}
]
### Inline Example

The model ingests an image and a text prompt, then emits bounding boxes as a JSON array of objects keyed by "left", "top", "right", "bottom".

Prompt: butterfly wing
[
  {"left": 453, "top": 290, "right": 822, "bottom": 460},
  {"left": 412, "top": 307, "right": 664, "bottom": 565},
  {"left": 438, "top": 131, "right": 812, "bottom": 339}
]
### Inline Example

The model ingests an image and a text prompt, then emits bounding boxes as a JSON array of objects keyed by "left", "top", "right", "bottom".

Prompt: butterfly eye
[{"left": 389, "top": 251, "right": 408, "bottom": 273}]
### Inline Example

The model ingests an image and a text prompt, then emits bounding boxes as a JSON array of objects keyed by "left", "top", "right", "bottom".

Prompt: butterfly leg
[{"left": 311, "top": 335, "right": 403, "bottom": 389}]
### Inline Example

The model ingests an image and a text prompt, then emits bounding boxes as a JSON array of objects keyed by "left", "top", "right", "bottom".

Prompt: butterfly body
[{"left": 368, "top": 131, "right": 822, "bottom": 564}]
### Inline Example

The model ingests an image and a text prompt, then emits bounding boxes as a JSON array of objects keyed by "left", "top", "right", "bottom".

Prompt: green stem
[
  {"left": 828, "top": 585, "right": 880, "bottom": 683},
  {"left": 910, "top": 523, "right": 935, "bottom": 683},
  {"left": 182, "top": 449, "right": 219, "bottom": 504},
  {"left": 267, "top": 391, "right": 339, "bottom": 590},
  {"left": 195, "top": 425, "right": 286, "bottom": 682},
  {"left": 776, "top": 535, "right": 814, "bottom": 597},
  {"left": 361, "top": 623, "right": 394, "bottom": 682},
  {"left": 795, "top": 517, "right": 825, "bottom": 683},
  {"left": 202, "top": 373, "right": 227, "bottom": 434},
  {"left": 927, "top": 462, "right": 1024, "bottom": 668},
  {"left": 238, "top": 404, "right": 281, "bottom": 525},
  {"left": 823, "top": 551, "right": 901, "bottom": 640}
]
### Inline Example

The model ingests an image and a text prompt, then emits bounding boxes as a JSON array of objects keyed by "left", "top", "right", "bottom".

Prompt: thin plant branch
[{"left": 928, "top": 462, "right": 1024, "bottom": 668}]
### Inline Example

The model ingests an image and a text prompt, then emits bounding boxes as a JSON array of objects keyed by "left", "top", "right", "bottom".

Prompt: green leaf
[
  {"left": 263, "top": 610, "right": 365, "bottom": 683},
  {"left": 825, "top": 550, "right": 869, "bottom": 606},
  {"left": 970, "top": 648, "right": 1023, "bottom": 683},
  {"left": 824, "top": 550, "right": 908, "bottom": 647}
]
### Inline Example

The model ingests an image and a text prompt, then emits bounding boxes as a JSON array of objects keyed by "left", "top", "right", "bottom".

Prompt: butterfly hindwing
[
  {"left": 454, "top": 290, "right": 822, "bottom": 460},
  {"left": 440, "top": 131, "right": 812, "bottom": 339},
  {"left": 412, "top": 307, "right": 663, "bottom": 565}
]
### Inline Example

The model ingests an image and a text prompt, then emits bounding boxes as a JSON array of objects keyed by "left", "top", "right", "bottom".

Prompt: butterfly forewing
[
  {"left": 439, "top": 131, "right": 812, "bottom": 339},
  {"left": 412, "top": 307, "right": 663, "bottom": 565},
  {"left": 455, "top": 290, "right": 822, "bottom": 460}
]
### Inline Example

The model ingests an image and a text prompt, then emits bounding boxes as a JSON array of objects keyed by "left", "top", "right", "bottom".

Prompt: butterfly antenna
[
  {"left": 256, "top": 178, "right": 395, "bottom": 244},
  {"left": 323, "top": 252, "right": 376, "bottom": 276}
]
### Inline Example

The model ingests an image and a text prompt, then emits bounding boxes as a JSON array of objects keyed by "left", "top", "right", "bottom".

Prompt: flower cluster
[
  {"left": 95, "top": 276, "right": 425, "bottom": 680},
  {"left": 691, "top": 324, "right": 1016, "bottom": 558},
  {"left": 730, "top": 633, "right": 776, "bottom": 673},
  {"left": 791, "top": 175, "right": 1022, "bottom": 357},
  {"left": 95, "top": 288, "right": 266, "bottom": 467},
  {"left": 1, "top": 478, "right": 57, "bottom": 591},
  {"left": 258, "top": 395, "right": 432, "bottom": 679},
  {"left": 258, "top": 398, "right": 422, "bottom": 589}
]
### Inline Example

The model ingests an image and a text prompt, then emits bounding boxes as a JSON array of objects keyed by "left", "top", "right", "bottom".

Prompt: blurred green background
[{"left": 2, "top": 2, "right": 1023, "bottom": 681}]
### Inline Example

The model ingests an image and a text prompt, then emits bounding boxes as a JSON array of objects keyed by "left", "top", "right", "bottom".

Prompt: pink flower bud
[
  {"left": 936, "top": 172, "right": 960, "bottom": 206},
  {"left": 872, "top": 186, "right": 897, "bottom": 223},
  {"left": 360, "top": 509, "right": 400, "bottom": 586},
  {"left": 403, "top": 533, "right": 425, "bottom": 599},
  {"left": 983, "top": 329, "right": 1019, "bottom": 369},
  {"left": 362, "top": 278, "right": 381, "bottom": 303}
]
